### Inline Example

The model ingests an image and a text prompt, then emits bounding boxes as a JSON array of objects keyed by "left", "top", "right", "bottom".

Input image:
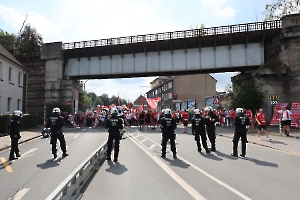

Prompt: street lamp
[{"left": 80, "top": 79, "right": 89, "bottom": 92}]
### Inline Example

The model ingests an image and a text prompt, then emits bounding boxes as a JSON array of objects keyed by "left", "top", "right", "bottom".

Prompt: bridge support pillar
[{"left": 41, "top": 42, "right": 79, "bottom": 110}]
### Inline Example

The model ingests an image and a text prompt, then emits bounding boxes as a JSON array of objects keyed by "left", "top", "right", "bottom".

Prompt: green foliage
[
  {"left": 0, "top": 115, "right": 11, "bottom": 133},
  {"left": 16, "top": 24, "right": 43, "bottom": 55},
  {"left": 0, "top": 114, "right": 40, "bottom": 133},
  {"left": 229, "top": 81, "right": 264, "bottom": 112},
  {"left": 264, "top": 0, "right": 300, "bottom": 20},
  {"left": 0, "top": 29, "right": 18, "bottom": 55}
]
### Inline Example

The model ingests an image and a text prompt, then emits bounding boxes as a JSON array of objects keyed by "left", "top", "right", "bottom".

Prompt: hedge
[{"left": 0, "top": 114, "right": 41, "bottom": 133}]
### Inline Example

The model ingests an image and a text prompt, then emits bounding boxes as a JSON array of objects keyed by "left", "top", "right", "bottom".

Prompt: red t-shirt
[
  {"left": 256, "top": 113, "right": 266, "bottom": 125},
  {"left": 246, "top": 110, "right": 253, "bottom": 120},
  {"left": 230, "top": 110, "right": 236, "bottom": 118},
  {"left": 182, "top": 112, "right": 188, "bottom": 122}
]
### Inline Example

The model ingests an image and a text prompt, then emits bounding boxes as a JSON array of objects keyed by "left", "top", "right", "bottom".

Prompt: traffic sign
[{"left": 269, "top": 94, "right": 279, "bottom": 105}]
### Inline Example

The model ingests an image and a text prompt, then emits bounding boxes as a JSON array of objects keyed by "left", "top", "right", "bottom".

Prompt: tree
[
  {"left": 264, "top": 0, "right": 300, "bottom": 20},
  {"left": 16, "top": 24, "right": 43, "bottom": 55},
  {"left": 229, "top": 81, "right": 264, "bottom": 112},
  {"left": 0, "top": 29, "right": 18, "bottom": 55}
]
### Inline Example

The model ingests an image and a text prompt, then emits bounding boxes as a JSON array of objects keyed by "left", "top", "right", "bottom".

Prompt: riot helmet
[
  {"left": 13, "top": 110, "right": 22, "bottom": 117},
  {"left": 110, "top": 108, "right": 118, "bottom": 116},
  {"left": 194, "top": 109, "right": 201, "bottom": 116},
  {"left": 235, "top": 108, "right": 244, "bottom": 116},
  {"left": 52, "top": 107, "right": 61, "bottom": 116},
  {"left": 164, "top": 108, "right": 172, "bottom": 116}
]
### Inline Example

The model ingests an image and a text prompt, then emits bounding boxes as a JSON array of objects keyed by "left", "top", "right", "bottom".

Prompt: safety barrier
[{"left": 46, "top": 141, "right": 110, "bottom": 200}]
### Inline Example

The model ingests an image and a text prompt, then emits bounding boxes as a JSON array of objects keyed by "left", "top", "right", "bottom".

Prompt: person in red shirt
[
  {"left": 256, "top": 109, "right": 272, "bottom": 141},
  {"left": 182, "top": 110, "right": 189, "bottom": 134},
  {"left": 230, "top": 109, "right": 236, "bottom": 127},
  {"left": 245, "top": 109, "right": 254, "bottom": 133}
]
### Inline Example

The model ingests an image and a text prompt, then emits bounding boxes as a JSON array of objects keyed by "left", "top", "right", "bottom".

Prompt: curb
[{"left": 0, "top": 135, "right": 42, "bottom": 152}]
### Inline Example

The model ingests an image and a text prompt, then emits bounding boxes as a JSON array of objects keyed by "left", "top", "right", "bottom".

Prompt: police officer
[
  {"left": 160, "top": 108, "right": 177, "bottom": 158},
  {"left": 105, "top": 108, "right": 124, "bottom": 162},
  {"left": 204, "top": 106, "right": 218, "bottom": 152},
  {"left": 191, "top": 109, "right": 210, "bottom": 154},
  {"left": 231, "top": 108, "right": 251, "bottom": 157},
  {"left": 46, "top": 107, "right": 68, "bottom": 158},
  {"left": 8, "top": 110, "right": 22, "bottom": 160}
]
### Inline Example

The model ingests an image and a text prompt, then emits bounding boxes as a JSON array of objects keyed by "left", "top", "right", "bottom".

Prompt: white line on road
[
  {"left": 126, "top": 133, "right": 206, "bottom": 200},
  {"left": 74, "top": 134, "right": 80, "bottom": 139},
  {"left": 148, "top": 144, "right": 156, "bottom": 150},
  {"left": 127, "top": 130, "right": 252, "bottom": 200},
  {"left": 22, "top": 148, "right": 38, "bottom": 157},
  {"left": 141, "top": 139, "right": 147, "bottom": 143},
  {"left": 11, "top": 188, "right": 30, "bottom": 200}
]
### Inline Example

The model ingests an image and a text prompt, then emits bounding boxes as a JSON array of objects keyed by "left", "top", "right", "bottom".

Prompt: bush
[{"left": 0, "top": 114, "right": 40, "bottom": 133}]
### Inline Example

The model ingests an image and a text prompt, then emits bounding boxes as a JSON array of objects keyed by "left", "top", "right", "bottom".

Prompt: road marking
[
  {"left": 126, "top": 133, "right": 206, "bottom": 200},
  {"left": 22, "top": 148, "right": 38, "bottom": 157},
  {"left": 82, "top": 129, "right": 86, "bottom": 131},
  {"left": 141, "top": 139, "right": 147, "bottom": 143},
  {"left": 0, "top": 157, "right": 13, "bottom": 172},
  {"left": 74, "top": 134, "right": 80, "bottom": 139},
  {"left": 178, "top": 156, "right": 251, "bottom": 200},
  {"left": 148, "top": 144, "right": 156, "bottom": 150},
  {"left": 128, "top": 130, "right": 252, "bottom": 200},
  {"left": 11, "top": 188, "right": 30, "bottom": 200}
]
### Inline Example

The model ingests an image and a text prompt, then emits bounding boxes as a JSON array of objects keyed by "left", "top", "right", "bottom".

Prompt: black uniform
[
  {"left": 8, "top": 116, "right": 22, "bottom": 160},
  {"left": 105, "top": 114, "right": 123, "bottom": 161},
  {"left": 46, "top": 114, "right": 68, "bottom": 158},
  {"left": 232, "top": 113, "right": 251, "bottom": 157},
  {"left": 191, "top": 114, "right": 209, "bottom": 153},
  {"left": 205, "top": 111, "right": 218, "bottom": 151},
  {"left": 160, "top": 114, "right": 177, "bottom": 158}
]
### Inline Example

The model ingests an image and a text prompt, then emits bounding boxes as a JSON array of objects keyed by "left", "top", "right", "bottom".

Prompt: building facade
[
  {"left": 0, "top": 44, "right": 29, "bottom": 114},
  {"left": 146, "top": 74, "right": 216, "bottom": 111}
]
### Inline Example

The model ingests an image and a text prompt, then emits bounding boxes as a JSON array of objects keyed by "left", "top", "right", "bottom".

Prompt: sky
[{"left": 0, "top": 0, "right": 274, "bottom": 102}]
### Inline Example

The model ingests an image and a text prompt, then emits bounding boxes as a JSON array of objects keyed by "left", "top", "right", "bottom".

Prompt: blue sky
[{"left": 0, "top": 0, "right": 274, "bottom": 102}]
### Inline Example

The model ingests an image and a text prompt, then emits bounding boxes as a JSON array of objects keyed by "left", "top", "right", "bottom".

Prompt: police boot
[
  {"left": 106, "top": 155, "right": 111, "bottom": 161},
  {"left": 53, "top": 153, "right": 57, "bottom": 159},
  {"left": 231, "top": 143, "right": 238, "bottom": 157},
  {"left": 210, "top": 144, "right": 216, "bottom": 152},
  {"left": 241, "top": 143, "right": 246, "bottom": 157},
  {"left": 113, "top": 153, "right": 118, "bottom": 162},
  {"left": 62, "top": 152, "right": 69, "bottom": 157},
  {"left": 16, "top": 152, "right": 21, "bottom": 158},
  {"left": 9, "top": 154, "right": 16, "bottom": 160}
]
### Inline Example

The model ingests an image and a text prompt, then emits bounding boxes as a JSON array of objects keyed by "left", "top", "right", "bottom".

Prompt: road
[{"left": 0, "top": 126, "right": 299, "bottom": 200}]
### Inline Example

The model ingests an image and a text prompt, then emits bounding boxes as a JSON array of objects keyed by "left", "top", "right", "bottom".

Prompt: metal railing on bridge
[{"left": 63, "top": 20, "right": 281, "bottom": 50}]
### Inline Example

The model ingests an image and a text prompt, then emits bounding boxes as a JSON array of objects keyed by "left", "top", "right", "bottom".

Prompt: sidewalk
[{"left": 0, "top": 125, "right": 43, "bottom": 152}]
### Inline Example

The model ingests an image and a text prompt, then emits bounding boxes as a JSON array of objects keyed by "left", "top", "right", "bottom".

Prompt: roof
[{"left": 0, "top": 44, "right": 29, "bottom": 71}]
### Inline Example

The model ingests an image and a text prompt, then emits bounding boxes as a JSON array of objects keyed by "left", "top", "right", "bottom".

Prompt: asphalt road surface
[{"left": 0, "top": 126, "right": 299, "bottom": 200}]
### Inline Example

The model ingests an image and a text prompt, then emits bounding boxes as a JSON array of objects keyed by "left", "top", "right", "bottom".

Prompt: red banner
[
  {"left": 291, "top": 102, "right": 300, "bottom": 128},
  {"left": 146, "top": 97, "right": 162, "bottom": 111}
]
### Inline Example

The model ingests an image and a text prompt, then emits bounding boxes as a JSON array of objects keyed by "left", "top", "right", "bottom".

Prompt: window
[
  {"left": 17, "top": 99, "right": 21, "bottom": 110},
  {"left": 8, "top": 67, "right": 14, "bottom": 83},
  {"left": 0, "top": 62, "right": 3, "bottom": 81},
  {"left": 168, "top": 92, "right": 172, "bottom": 99},
  {"left": 7, "top": 97, "right": 13, "bottom": 113},
  {"left": 18, "top": 71, "right": 22, "bottom": 86},
  {"left": 168, "top": 82, "right": 172, "bottom": 89}
]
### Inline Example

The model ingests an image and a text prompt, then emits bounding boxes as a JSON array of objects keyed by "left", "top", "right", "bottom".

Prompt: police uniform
[
  {"left": 191, "top": 110, "right": 210, "bottom": 153},
  {"left": 46, "top": 108, "right": 68, "bottom": 158},
  {"left": 105, "top": 108, "right": 124, "bottom": 162},
  {"left": 204, "top": 107, "right": 218, "bottom": 152},
  {"left": 232, "top": 108, "right": 251, "bottom": 157},
  {"left": 160, "top": 109, "right": 177, "bottom": 158},
  {"left": 8, "top": 111, "right": 22, "bottom": 160}
]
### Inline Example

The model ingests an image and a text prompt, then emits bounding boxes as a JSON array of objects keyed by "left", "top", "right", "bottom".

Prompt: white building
[{"left": 0, "top": 44, "right": 29, "bottom": 114}]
